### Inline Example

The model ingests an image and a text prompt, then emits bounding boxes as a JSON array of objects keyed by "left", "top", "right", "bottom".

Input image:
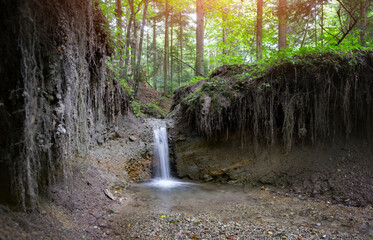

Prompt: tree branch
[
  {"left": 318, "top": 23, "right": 340, "bottom": 41},
  {"left": 335, "top": 0, "right": 358, "bottom": 45},
  {"left": 158, "top": 49, "right": 207, "bottom": 78}
]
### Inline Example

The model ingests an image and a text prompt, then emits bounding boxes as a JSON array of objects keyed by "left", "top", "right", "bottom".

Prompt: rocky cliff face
[
  {"left": 170, "top": 52, "right": 373, "bottom": 206},
  {"left": 0, "top": 0, "right": 128, "bottom": 209}
]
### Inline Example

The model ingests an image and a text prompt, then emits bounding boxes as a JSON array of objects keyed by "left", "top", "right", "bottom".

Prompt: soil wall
[
  {"left": 0, "top": 0, "right": 127, "bottom": 209},
  {"left": 170, "top": 52, "right": 373, "bottom": 206}
]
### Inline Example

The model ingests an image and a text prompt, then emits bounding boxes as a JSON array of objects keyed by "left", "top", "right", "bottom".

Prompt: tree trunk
[
  {"left": 124, "top": 0, "right": 134, "bottom": 79},
  {"left": 146, "top": 23, "right": 149, "bottom": 84},
  {"left": 314, "top": 3, "right": 317, "bottom": 47},
  {"left": 179, "top": 13, "right": 182, "bottom": 87},
  {"left": 115, "top": 0, "right": 123, "bottom": 71},
  {"left": 132, "top": 19, "right": 138, "bottom": 72},
  {"left": 195, "top": 0, "right": 205, "bottom": 76},
  {"left": 256, "top": 0, "right": 263, "bottom": 60},
  {"left": 164, "top": 0, "right": 169, "bottom": 95},
  {"left": 320, "top": 1, "right": 323, "bottom": 46},
  {"left": 278, "top": 0, "right": 287, "bottom": 51},
  {"left": 133, "top": 0, "right": 148, "bottom": 97},
  {"left": 222, "top": 7, "right": 228, "bottom": 56},
  {"left": 153, "top": 18, "right": 157, "bottom": 90},
  {"left": 170, "top": 14, "right": 173, "bottom": 92},
  {"left": 359, "top": 0, "right": 369, "bottom": 46}
]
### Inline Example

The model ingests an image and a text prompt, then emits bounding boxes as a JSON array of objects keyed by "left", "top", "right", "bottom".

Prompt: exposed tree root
[{"left": 174, "top": 52, "right": 373, "bottom": 153}]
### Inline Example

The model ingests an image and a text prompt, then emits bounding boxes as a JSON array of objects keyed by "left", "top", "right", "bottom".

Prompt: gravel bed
[{"left": 120, "top": 212, "right": 364, "bottom": 240}]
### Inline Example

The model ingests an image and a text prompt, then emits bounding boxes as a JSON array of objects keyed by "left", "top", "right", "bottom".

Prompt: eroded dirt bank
[
  {"left": 170, "top": 52, "right": 373, "bottom": 207},
  {"left": 0, "top": 0, "right": 128, "bottom": 209},
  {"left": 0, "top": 115, "right": 154, "bottom": 239}
]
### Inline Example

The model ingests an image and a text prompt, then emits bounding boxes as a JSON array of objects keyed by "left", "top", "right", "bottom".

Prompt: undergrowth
[{"left": 175, "top": 50, "right": 373, "bottom": 153}]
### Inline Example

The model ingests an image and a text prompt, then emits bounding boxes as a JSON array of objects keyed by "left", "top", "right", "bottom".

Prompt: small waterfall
[
  {"left": 153, "top": 127, "right": 171, "bottom": 179},
  {"left": 147, "top": 122, "right": 191, "bottom": 189}
]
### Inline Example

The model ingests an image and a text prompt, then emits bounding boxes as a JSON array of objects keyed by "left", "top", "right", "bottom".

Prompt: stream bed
[{"left": 107, "top": 181, "right": 373, "bottom": 239}]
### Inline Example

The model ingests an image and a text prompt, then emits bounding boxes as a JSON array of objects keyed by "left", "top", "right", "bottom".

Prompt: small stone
[
  {"left": 104, "top": 189, "right": 116, "bottom": 201},
  {"left": 129, "top": 136, "right": 137, "bottom": 142}
]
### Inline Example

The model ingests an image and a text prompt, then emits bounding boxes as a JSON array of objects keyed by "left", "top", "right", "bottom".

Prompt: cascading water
[
  {"left": 153, "top": 126, "right": 171, "bottom": 180},
  {"left": 147, "top": 123, "right": 190, "bottom": 189}
]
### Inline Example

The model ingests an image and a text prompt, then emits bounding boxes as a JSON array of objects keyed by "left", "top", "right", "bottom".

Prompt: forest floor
[{"left": 134, "top": 83, "right": 173, "bottom": 118}]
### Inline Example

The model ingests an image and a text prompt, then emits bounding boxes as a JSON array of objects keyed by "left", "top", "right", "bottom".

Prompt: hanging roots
[
  {"left": 1, "top": 0, "right": 128, "bottom": 209},
  {"left": 174, "top": 51, "right": 373, "bottom": 153}
]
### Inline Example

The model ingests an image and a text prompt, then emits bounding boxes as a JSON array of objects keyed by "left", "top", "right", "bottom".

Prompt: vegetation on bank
[{"left": 174, "top": 50, "right": 373, "bottom": 153}]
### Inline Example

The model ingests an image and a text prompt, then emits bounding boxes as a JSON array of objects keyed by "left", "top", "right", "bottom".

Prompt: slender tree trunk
[
  {"left": 153, "top": 18, "right": 157, "bottom": 90},
  {"left": 359, "top": 0, "right": 369, "bottom": 46},
  {"left": 195, "top": 0, "right": 205, "bottom": 76},
  {"left": 321, "top": 1, "right": 324, "bottom": 47},
  {"left": 315, "top": 1, "right": 319, "bottom": 48},
  {"left": 179, "top": 12, "right": 183, "bottom": 87},
  {"left": 170, "top": 14, "right": 173, "bottom": 92},
  {"left": 133, "top": 0, "right": 148, "bottom": 96},
  {"left": 132, "top": 19, "right": 138, "bottom": 71},
  {"left": 124, "top": 0, "right": 134, "bottom": 79},
  {"left": 222, "top": 8, "right": 228, "bottom": 56},
  {"left": 146, "top": 23, "right": 149, "bottom": 84},
  {"left": 300, "top": 21, "right": 309, "bottom": 48},
  {"left": 278, "top": 0, "right": 287, "bottom": 51},
  {"left": 314, "top": 2, "right": 317, "bottom": 48},
  {"left": 115, "top": 0, "right": 123, "bottom": 71},
  {"left": 164, "top": 0, "right": 169, "bottom": 95},
  {"left": 256, "top": 0, "right": 263, "bottom": 60}
]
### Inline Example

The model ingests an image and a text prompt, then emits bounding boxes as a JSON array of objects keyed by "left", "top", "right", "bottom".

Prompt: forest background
[{"left": 98, "top": 0, "right": 373, "bottom": 111}]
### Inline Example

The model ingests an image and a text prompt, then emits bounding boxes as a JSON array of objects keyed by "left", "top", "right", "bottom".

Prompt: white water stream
[{"left": 146, "top": 124, "right": 190, "bottom": 189}]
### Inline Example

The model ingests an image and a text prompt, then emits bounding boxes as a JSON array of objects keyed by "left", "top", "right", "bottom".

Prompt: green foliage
[
  {"left": 249, "top": 45, "right": 373, "bottom": 79},
  {"left": 131, "top": 100, "right": 144, "bottom": 118},
  {"left": 201, "top": 79, "right": 227, "bottom": 92},
  {"left": 131, "top": 97, "right": 170, "bottom": 118},
  {"left": 181, "top": 76, "right": 205, "bottom": 87}
]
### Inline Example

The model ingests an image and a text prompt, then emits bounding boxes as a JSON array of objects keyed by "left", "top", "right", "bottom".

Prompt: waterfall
[
  {"left": 147, "top": 122, "right": 191, "bottom": 189},
  {"left": 153, "top": 127, "right": 171, "bottom": 180}
]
